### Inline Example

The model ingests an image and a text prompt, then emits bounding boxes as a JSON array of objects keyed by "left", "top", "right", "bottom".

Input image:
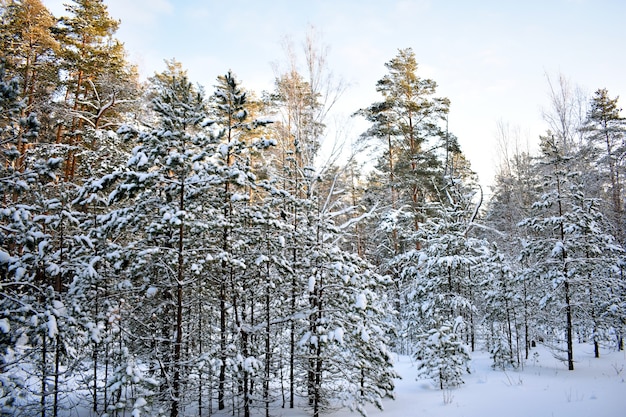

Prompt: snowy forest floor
[
  {"left": 279, "top": 342, "right": 626, "bottom": 417},
  {"left": 66, "top": 342, "right": 625, "bottom": 416}
]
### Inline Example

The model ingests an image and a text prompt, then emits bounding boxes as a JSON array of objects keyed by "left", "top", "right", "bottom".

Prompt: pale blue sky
[{"left": 44, "top": 0, "right": 626, "bottom": 187}]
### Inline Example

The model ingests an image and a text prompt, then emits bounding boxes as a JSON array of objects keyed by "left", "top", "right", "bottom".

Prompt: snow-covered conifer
[{"left": 414, "top": 319, "right": 471, "bottom": 389}]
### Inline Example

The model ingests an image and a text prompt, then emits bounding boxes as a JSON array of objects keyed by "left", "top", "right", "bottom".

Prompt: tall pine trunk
[
  {"left": 264, "top": 276, "right": 271, "bottom": 417},
  {"left": 171, "top": 177, "right": 185, "bottom": 417},
  {"left": 556, "top": 177, "right": 574, "bottom": 371}
]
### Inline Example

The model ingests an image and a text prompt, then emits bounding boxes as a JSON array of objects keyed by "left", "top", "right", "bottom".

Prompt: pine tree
[
  {"left": 414, "top": 319, "right": 471, "bottom": 389},
  {"left": 55, "top": 0, "right": 136, "bottom": 181},
  {"left": 356, "top": 49, "right": 459, "bottom": 355},
  {"left": 518, "top": 133, "right": 622, "bottom": 369},
  {"left": 519, "top": 134, "right": 576, "bottom": 370},
  {"left": 582, "top": 88, "right": 626, "bottom": 243},
  {"left": 0, "top": 0, "right": 59, "bottom": 145},
  {"left": 482, "top": 244, "right": 524, "bottom": 368},
  {"left": 356, "top": 48, "right": 451, "bottom": 244},
  {"left": 96, "top": 62, "right": 217, "bottom": 416},
  {"left": 396, "top": 177, "right": 484, "bottom": 385},
  {"left": 580, "top": 89, "right": 626, "bottom": 351},
  {"left": 0, "top": 60, "right": 87, "bottom": 417},
  {"left": 207, "top": 70, "right": 271, "bottom": 417},
  {"left": 296, "top": 205, "right": 396, "bottom": 417}
]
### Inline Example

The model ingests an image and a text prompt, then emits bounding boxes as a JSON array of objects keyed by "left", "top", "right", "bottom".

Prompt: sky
[{"left": 43, "top": 0, "right": 626, "bottom": 189}]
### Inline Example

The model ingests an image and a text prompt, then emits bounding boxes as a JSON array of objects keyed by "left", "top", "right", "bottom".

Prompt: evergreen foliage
[{"left": 1, "top": 3, "right": 626, "bottom": 415}]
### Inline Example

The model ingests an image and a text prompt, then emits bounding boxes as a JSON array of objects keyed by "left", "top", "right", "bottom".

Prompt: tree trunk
[
  {"left": 171, "top": 178, "right": 185, "bottom": 417},
  {"left": 264, "top": 276, "right": 271, "bottom": 417},
  {"left": 503, "top": 272, "right": 513, "bottom": 364},
  {"left": 564, "top": 280, "right": 574, "bottom": 370},
  {"left": 588, "top": 279, "right": 600, "bottom": 358},
  {"left": 92, "top": 311, "right": 98, "bottom": 412},
  {"left": 53, "top": 335, "right": 60, "bottom": 417},
  {"left": 218, "top": 178, "right": 231, "bottom": 411},
  {"left": 522, "top": 270, "right": 530, "bottom": 360},
  {"left": 53, "top": 220, "right": 64, "bottom": 417},
  {"left": 41, "top": 331, "right": 47, "bottom": 417},
  {"left": 289, "top": 216, "right": 297, "bottom": 409}
]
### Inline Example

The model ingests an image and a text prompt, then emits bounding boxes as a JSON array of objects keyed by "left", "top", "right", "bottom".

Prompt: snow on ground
[
  {"left": 329, "top": 343, "right": 626, "bottom": 417},
  {"left": 69, "top": 342, "right": 625, "bottom": 416}
]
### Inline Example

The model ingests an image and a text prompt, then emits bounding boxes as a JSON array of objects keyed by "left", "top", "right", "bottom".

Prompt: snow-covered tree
[
  {"left": 414, "top": 318, "right": 471, "bottom": 389},
  {"left": 519, "top": 132, "right": 623, "bottom": 369},
  {"left": 55, "top": 0, "right": 136, "bottom": 181},
  {"left": 394, "top": 177, "right": 484, "bottom": 386},
  {"left": 296, "top": 206, "right": 396, "bottom": 417},
  {"left": 582, "top": 89, "right": 626, "bottom": 243},
  {"left": 92, "top": 62, "right": 218, "bottom": 416},
  {"left": 481, "top": 245, "right": 525, "bottom": 368},
  {"left": 205, "top": 70, "right": 271, "bottom": 417}
]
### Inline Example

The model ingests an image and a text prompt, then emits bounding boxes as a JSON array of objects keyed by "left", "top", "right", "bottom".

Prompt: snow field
[{"left": 326, "top": 343, "right": 626, "bottom": 417}]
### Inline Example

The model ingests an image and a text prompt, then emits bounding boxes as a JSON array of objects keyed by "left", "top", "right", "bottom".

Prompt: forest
[{"left": 1, "top": 1, "right": 625, "bottom": 417}]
